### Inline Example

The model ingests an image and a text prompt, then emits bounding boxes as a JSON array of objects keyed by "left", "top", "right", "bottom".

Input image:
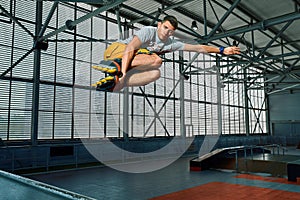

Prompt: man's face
[{"left": 157, "top": 21, "right": 176, "bottom": 41}]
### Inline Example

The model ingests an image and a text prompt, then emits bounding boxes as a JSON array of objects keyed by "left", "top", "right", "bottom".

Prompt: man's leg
[
  {"left": 113, "top": 53, "right": 162, "bottom": 91},
  {"left": 130, "top": 53, "right": 162, "bottom": 70}
]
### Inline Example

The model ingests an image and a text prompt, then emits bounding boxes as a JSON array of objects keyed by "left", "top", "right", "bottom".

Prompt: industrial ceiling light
[{"left": 191, "top": 20, "right": 198, "bottom": 31}]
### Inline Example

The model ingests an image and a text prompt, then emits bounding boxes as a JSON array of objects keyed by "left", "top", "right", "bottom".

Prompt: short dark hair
[{"left": 161, "top": 15, "right": 178, "bottom": 29}]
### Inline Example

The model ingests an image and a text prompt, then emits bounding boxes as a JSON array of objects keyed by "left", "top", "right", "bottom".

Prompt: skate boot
[
  {"left": 92, "top": 75, "right": 119, "bottom": 92},
  {"left": 92, "top": 59, "right": 122, "bottom": 77}
]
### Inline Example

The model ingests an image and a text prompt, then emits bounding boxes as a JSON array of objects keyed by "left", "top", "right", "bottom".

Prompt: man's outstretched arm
[{"left": 183, "top": 44, "right": 240, "bottom": 55}]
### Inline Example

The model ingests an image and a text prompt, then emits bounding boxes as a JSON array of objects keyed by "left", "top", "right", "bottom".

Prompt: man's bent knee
[
  {"left": 151, "top": 56, "right": 162, "bottom": 68},
  {"left": 150, "top": 69, "right": 161, "bottom": 81}
]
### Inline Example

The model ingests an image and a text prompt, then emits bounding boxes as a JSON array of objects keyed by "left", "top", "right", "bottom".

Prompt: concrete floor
[{"left": 25, "top": 147, "right": 300, "bottom": 200}]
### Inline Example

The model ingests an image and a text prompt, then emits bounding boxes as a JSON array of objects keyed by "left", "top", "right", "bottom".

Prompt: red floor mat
[{"left": 150, "top": 182, "right": 300, "bottom": 200}]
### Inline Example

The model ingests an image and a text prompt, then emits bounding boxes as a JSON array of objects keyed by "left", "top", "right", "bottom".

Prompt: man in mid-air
[{"left": 93, "top": 15, "right": 240, "bottom": 92}]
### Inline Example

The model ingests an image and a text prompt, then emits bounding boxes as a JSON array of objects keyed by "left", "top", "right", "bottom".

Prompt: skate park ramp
[{"left": 190, "top": 145, "right": 300, "bottom": 181}]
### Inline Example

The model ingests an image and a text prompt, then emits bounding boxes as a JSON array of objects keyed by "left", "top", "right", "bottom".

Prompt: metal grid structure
[
  {"left": 1, "top": 0, "right": 298, "bottom": 144},
  {"left": 107, "top": 0, "right": 300, "bottom": 93}
]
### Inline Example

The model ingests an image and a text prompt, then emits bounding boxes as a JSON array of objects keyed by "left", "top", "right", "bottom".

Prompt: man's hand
[{"left": 223, "top": 46, "right": 241, "bottom": 55}]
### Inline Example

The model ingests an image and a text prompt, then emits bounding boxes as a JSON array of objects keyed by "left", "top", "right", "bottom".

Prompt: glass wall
[{"left": 0, "top": 1, "right": 267, "bottom": 141}]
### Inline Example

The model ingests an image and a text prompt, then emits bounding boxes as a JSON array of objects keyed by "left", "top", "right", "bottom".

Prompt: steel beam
[
  {"left": 249, "top": 97, "right": 266, "bottom": 133},
  {"left": 256, "top": 20, "right": 294, "bottom": 59},
  {"left": 122, "top": 22, "right": 129, "bottom": 140},
  {"left": 259, "top": 50, "right": 300, "bottom": 64},
  {"left": 181, "top": 53, "right": 200, "bottom": 74},
  {"left": 197, "top": 11, "right": 300, "bottom": 44},
  {"left": 206, "top": 0, "right": 241, "bottom": 38},
  {"left": 219, "top": 50, "right": 300, "bottom": 69},
  {"left": 261, "top": 39, "right": 300, "bottom": 49},
  {"left": 149, "top": 9, "right": 162, "bottom": 26},
  {"left": 216, "top": 58, "right": 222, "bottom": 135},
  {"left": 279, "top": 55, "right": 300, "bottom": 74},
  {"left": 0, "top": 4, "right": 34, "bottom": 38},
  {"left": 0, "top": 48, "right": 34, "bottom": 79},
  {"left": 115, "top": 7, "right": 123, "bottom": 40},
  {"left": 267, "top": 83, "right": 300, "bottom": 95},
  {"left": 179, "top": 51, "right": 186, "bottom": 137},
  {"left": 31, "top": 1, "right": 43, "bottom": 146},
  {"left": 247, "top": 75, "right": 282, "bottom": 90},
  {"left": 292, "top": 57, "right": 300, "bottom": 66},
  {"left": 265, "top": 72, "right": 300, "bottom": 95},
  {"left": 123, "top": 1, "right": 203, "bottom": 38},
  {"left": 186, "top": 65, "right": 217, "bottom": 74},
  {"left": 203, "top": 0, "right": 208, "bottom": 36},
  {"left": 289, "top": 72, "right": 300, "bottom": 82},
  {"left": 128, "top": 0, "right": 195, "bottom": 25},
  {"left": 177, "top": 20, "right": 202, "bottom": 38},
  {"left": 38, "top": 1, "right": 59, "bottom": 38},
  {"left": 244, "top": 69, "right": 250, "bottom": 136},
  {"left": 39, "top": 0, "right": 127, "bottom": 41},
  {"left": 221, "top": 63, "right": 252, "bottom": 83},
  {"left": 139, "top": 87, "right": 171, "bottom": 137},
  {"left": 121, "top": 4, "right": 159, "bottom": 24},
  {"left": 143, "top": 79, "right": 181, "bottom": 137},
  {"left": 223, "top": 0, "right": 300, "bottom": 54},
  {"left": 207, "top": 0, "right": 231, "bottom": 44}
]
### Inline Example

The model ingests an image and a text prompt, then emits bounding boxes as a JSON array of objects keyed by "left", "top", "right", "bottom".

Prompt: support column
[
  {"left": 31, "top": 1, "right": 42, "bottom": 145},
  {"left": 244, "top": 68, "right": 250, "bottom": 136},
  {"left": 216, "top": 57, "right": 222, "bottom": 135},
  {"left": 115, "top": 7, "right": 123, "bottom": 40},
  {"left": 123, "top": 90, "right": 129, "bottom": 140},
  {"left": 123, "top": 22, "right": 129, "bottom": 141},
  {"left": 265, "top": 82, "right": 271, "bottom": 135},
  {"left": 203, "top": 0, "right": 207, "bottom": 36},
  {"left": 179, "top": 51, "right": 186, "bottom": 137}
]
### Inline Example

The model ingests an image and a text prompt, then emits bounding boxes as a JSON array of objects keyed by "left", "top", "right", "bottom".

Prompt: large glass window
[{"left": 0, "top": 1, "right": 267, "bottom": 141}]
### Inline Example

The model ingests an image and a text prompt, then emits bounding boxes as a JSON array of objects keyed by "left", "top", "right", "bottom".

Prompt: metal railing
[{"left": 228, "top": 144, "right": 287, "bottom": 172}]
